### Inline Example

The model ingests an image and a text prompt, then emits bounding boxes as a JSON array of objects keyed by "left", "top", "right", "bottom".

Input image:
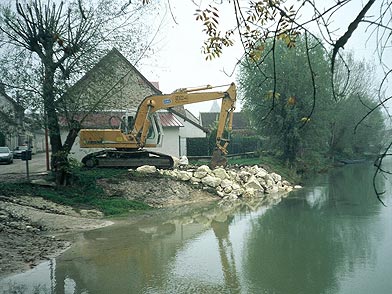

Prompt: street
[{"left": 0, "top": 152, "right": 50, "bottom": 179}]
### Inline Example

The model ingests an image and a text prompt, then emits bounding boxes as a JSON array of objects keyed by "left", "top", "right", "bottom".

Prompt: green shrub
[
  {"left": 187, "top": 137, "right": 209, "bottom": 156},
  {"left": 187, "top": 135, "right": 262, "bottom": 156},
  {"left": 228, "top": 135, "right": 262, "bottom": 154},
  {"left": 0, "top": 168, "right": 151, "bottom": 216}
]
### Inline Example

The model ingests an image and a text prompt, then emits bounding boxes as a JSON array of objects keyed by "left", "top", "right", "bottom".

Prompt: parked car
[
  {"left": 0, "top": 146, "right": 13, "bottom": 164},
  {"left": 13, "top": 145, "right": 32, "bottom": 159}
]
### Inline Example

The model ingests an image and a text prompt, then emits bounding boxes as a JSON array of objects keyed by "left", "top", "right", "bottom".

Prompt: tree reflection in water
[
  {"left": 243, "top": 163, "right": 386, "bottom": 294},
  {"left": 211, "top": 215, "right": 240, "bottom": 293}
]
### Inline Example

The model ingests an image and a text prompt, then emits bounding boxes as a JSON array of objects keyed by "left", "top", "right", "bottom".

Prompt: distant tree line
[{"left": 238, "top": 36, "right": 385, "bottom": 172}]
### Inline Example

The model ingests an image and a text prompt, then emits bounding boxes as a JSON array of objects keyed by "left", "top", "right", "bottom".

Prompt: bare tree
[{"left": 0, "top": 0, "right": 159, "bottom": 185}]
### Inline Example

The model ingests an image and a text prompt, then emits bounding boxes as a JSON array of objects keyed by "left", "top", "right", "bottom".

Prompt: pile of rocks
[{"left": 136, "top": 164, "right": 301, "bottom": 201}]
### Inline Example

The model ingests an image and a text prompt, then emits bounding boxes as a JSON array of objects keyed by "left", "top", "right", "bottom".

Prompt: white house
[
  {"left": 171, "top": 108, "right": 209, "bottom": 156},
  {"left": 0, "top": 84, "right": 25, "bottom": 149},
  {"left": 150, "top": 111, "right": 184, "bottom": 158},
  {"left": 60, "top": 48, "right": 207, "bottom": 160}
]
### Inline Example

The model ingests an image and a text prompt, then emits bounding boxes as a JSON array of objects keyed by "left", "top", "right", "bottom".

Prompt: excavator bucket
[{"left": 210, "top": 149, "right": 227, "bottom": 169}]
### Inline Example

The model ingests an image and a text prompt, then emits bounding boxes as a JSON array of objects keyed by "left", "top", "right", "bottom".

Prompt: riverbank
[
  {"left": 0, "top": 185, "right": 218, "bottom": 279},
  {"left": 0, "top": 194, "right": 113, "bottom": 278},
  {"left": 0, "top": 162, "right": 299, "bottom": 279}
]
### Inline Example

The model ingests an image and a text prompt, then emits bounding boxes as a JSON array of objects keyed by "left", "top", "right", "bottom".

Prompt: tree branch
[{"left": 331, "top": 0, "right": 376, "bottom": 74}]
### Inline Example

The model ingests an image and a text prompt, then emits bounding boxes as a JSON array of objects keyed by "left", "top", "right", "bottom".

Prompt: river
[{"left": 1, "top": 161, "right": 391, "bottom": 293}]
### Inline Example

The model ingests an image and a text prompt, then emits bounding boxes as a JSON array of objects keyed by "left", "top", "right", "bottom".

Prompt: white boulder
[
  {"left": 177, "top": 171, "right": 192, "bottom": 181},
  {"left": 193, "top": 165, "right": 211, "bottom": 178},
  {"left": 220, "top": 179, "right": 233, "bottom": 189},
  {"left": 179, "top": 156, "right": 189, "bottom": 166},
  {"left": 255, "top": 168, "right": 268, "bottom": 178},
  {"left": 197, "top": 165, "right": 211, "bottom": 173},
  {"left": 243, "top": 187, "right": 257, "bottom": 197},
  {"left": 202, "top": 175, "right": 222, "bottom": 188},
  {"left": 270, "top": 172, "right": 282, "bottom": 183},
  {"left": 136, "top": 165, "right": 157, "bottom": 173},
  {"left": 213, "top": 167, "right": 229, "bottom": 180},
  {"left": 244, "top": 175, "right": 263, "bottom": 191},
  {"left": 190, "top": 177, "right": 202, "bottom": 184},
  {"left": 223, "top": 186, "right": 233, "bottom": 194}
]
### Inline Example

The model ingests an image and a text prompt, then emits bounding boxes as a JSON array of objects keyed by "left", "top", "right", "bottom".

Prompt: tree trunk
[
  {"left": 42, "top": 57, "right": 68, "bottom": 186},
  {"left": 63, "top": 121, "right": 81, "bottom": 154}
]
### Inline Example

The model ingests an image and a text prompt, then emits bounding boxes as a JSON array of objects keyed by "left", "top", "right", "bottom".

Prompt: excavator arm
[{"left": 130, "top": 83, "right": 236, "bottom": 155}]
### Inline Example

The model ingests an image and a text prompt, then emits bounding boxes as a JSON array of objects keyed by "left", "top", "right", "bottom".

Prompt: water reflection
[
  {"left": 211, "top": 217, "right": 240, "bottom": 293},
  {"left": 1, "top": 163, "right": 391, "bottom": 294},
  {"left": 68, "top": 199, "right": 280, "bottom": 293},
  {"left": 0, "top": 198, "right": 274, "bottom": 293},
  {"left": 243, "top": 163, "right": 388, "bottom": 294}
]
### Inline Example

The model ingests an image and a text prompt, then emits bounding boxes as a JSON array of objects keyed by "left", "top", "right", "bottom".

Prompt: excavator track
[{"left": 81, "top": 149, "right": 174, "bottom": 169}]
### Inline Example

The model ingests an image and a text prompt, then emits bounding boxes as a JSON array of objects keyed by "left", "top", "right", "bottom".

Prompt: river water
[{"left": 1, "top": 161, "right": 392, "bottom": 294}]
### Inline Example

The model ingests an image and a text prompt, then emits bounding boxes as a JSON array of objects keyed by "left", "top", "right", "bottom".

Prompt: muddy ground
[
  {"left": 0, "top": 193, "right": 113, "bottom": 279},
  {"left": 0, "top": 173, "right": 218, "bottom": 279}
]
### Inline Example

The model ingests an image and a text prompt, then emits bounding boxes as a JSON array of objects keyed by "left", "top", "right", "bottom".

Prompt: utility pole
[
  {"left": 45, "top": 126, "right": 50, "bottom": 171},
  {"left": 45, "top": 112, "right": 50, "bottom": 171}
]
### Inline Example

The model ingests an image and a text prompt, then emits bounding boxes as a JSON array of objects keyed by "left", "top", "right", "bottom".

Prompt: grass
[{"left": 0, "top": 167, "right": 152, "bottom": 216}]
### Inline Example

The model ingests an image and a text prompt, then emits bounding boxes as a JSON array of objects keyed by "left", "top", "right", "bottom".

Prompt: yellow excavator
[{"left": 79, "top": 82, "right": 236, "bottom": 169}]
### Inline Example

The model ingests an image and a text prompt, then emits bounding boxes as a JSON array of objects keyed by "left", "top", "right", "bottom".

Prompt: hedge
[
  {"left": 186, "top": 137, "right": 209, "bottom": 156},
  {"left": 187, "top": 135, "right": 262, "bottom": 156}
]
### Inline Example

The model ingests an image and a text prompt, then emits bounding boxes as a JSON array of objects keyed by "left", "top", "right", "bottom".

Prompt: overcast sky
[
  {"left": 138, "top": 1, "right": 241, "bottom": 116},
  {"left": 138, "top": 0, "right": 391, "bottom": 117}
]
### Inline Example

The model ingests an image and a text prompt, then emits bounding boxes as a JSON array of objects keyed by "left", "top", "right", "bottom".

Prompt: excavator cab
[
  {"left": 119, "top": 112, "right": 134, "bottom": 134},
  {"left": 80, "top": 112, "right": 163, "bottom": 150},
  {"left": 145, "top": 112, "right": 163, "bottom": 147},
  {"left": 120, "top": 111, "right": 163, "bottom": 147}
]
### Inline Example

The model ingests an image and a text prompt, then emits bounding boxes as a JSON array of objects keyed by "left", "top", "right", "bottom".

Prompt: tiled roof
[
  {"left": 60, "top": 111, "right": 183, "bottom": 129},
  {"left": 168, "top": 108, "right": 208, "bottom": 133},
  {"left": 184, "top": 109, "right": 200, "bottom": 124},
  {"left": 159, "top": 112, "right": 184, "bottom": 127},
  {"left": 0, "top": 87, "right": 24, "bottom": 111},
  {"left": 199, "top": 112, "right": 219, "bottom": 129},
  {"left": 58, "top": 112, "right": 120, "bottom": 129},
  {"left": 199, "top": 112, "right": 252, "bottom": 130},
  {"left": 59, "top": 48, "right": 162, "bottom": 111}
]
